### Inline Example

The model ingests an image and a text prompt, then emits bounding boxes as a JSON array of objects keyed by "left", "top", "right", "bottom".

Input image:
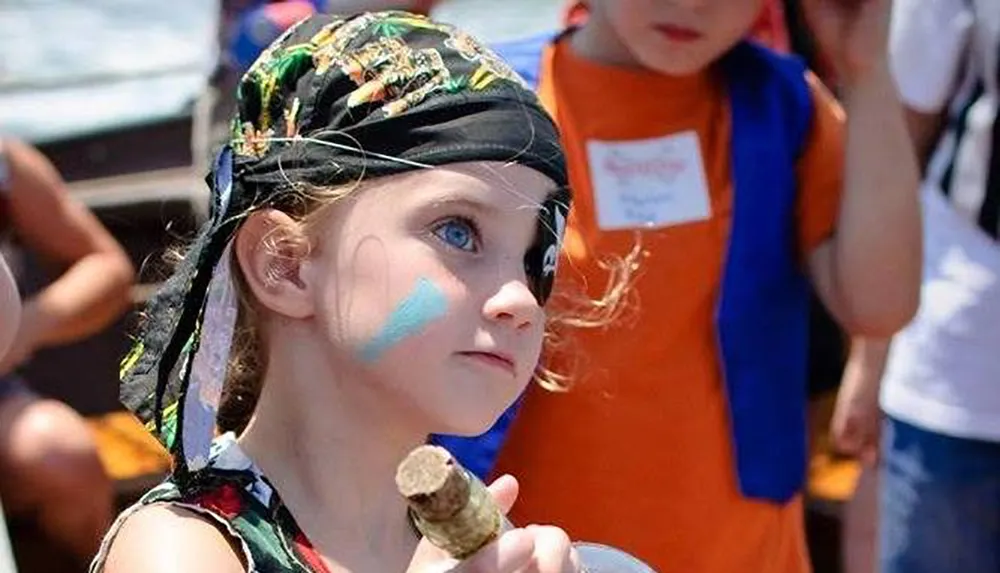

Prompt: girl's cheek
[{"left": 357, "top": 277, "right": 450, "bottom": 363}]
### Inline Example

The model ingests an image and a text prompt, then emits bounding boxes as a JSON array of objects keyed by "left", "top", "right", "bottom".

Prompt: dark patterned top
[{"left": 91, "top": 434, "right": 332, "bottom": 572}]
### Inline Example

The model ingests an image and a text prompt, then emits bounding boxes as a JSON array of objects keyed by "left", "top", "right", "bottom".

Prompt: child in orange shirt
[{"left": 433, "top": 1, "right": 922, "bottom": 571}]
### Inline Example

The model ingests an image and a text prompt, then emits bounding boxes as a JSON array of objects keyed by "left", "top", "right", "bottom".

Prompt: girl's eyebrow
[{"left": 426, "top": 193, "right": 501, "bottom": 217}]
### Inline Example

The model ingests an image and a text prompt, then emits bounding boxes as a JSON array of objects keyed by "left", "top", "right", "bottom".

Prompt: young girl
[{"left": 95, "top": 11, "right": 583, "bottom": 573}]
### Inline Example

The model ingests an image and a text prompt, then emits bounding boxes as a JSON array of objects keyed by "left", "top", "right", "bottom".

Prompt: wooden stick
[{"left": 396, "top": 445, "right": 504, "bottom": 559}]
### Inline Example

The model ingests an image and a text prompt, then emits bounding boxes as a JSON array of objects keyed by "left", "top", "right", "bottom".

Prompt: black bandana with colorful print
[{"left": 118, "top": 11, "right": 570, "bottom": 481}]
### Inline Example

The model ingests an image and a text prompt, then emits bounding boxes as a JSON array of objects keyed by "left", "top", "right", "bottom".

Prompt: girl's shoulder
[
  {"left": 91, "top": 435, "right": 325, "bottom": 573},
  {"left": 90, "top": 466, "right": 260, "bottom": 573},
  {"left": 92, "top": 501, "right": 248, "bottom": 573}
]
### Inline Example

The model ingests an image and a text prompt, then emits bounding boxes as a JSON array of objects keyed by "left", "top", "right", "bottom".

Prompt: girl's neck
[{"left": 238, "top": 329, "right": 425, "bottom": 571}]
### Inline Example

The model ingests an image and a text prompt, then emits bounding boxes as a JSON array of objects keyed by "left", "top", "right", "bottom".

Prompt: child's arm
[
  {"left": 0, "top": 253, "right": 20, "bottom": 361},
  {"left": 826, "top": 0, "right": 971, "bottom": 460},
  {"left": 827, "top": 105, "right": 942, "bottom": 463},
  {"left": 803, "top": 0, "right": 922, "bottom": 337},
  {"left": 903, "top": 108, "right": 947, "bottom": 168},
  {"left": 0, "top": 139, "right": 134, "bottom": 373},
  {"left": 808, "top": 65, "right": 922, "bottom": 336}
]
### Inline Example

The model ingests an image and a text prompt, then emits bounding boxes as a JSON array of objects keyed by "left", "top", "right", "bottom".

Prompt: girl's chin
[{"left": 431, "top": 411, "right": 508, "bottom": 439}]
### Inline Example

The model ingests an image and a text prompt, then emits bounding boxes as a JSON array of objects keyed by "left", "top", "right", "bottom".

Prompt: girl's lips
[
  {"left": 654, "top": 23, "right": 703, "bottom": 43},
  {"left": 459, "top": 351, "right": 516, "bottom": 377}
]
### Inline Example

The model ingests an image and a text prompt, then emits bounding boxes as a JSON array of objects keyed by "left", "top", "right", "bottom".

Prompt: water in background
[
  {"left": 0, "top": 0, "right": 561, "bottom": 143},
  {"left": 0, "top": 0, "right": 221, "bottom": 143}
]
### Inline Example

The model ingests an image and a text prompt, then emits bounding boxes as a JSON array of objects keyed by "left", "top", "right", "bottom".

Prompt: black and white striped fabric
[
  {"left": 925, "top": 2, "right": 999, "bottom": 240},
  {"left": 0, "top": 140, "right": 9, "bottom": 196}
]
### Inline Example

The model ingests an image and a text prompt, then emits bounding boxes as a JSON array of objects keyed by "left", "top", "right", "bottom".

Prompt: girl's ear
[{"left": 234, "top": 209, "right": 315, "bottom": 319}]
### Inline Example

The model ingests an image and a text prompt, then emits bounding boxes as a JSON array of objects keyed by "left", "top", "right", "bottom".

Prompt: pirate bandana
[{"left": 118, "top": 11, "right": 570, "bottom": 479}]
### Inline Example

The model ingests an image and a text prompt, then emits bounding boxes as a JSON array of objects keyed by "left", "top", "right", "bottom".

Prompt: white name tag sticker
[{"left": 587, "top": 131, "right": 712, "bottom": 230}]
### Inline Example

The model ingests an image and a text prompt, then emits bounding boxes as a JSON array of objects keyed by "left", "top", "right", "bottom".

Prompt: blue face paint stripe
[{"left": 360, "top": 277, "right": 449, "bottom": 362}]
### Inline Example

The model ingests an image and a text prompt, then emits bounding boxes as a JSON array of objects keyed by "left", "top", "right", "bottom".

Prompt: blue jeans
[{"left": 880, "top": 416, "right": 1000, "bottom": 573}]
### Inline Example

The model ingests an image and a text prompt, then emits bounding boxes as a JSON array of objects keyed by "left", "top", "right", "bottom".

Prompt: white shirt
[{"left": 881, "top": 0, "right": 1000, "bottom": 441}]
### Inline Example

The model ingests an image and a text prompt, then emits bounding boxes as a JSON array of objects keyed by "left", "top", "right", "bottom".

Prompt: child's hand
[
  {"left": 803, "top": 0, "right": 892, "bottom": 85},
  {"left": 830, "top": 362, "right": 882, "bottom": 466},
  {"left": 407, "top": 474, "right": 582, "bottom": 573}
]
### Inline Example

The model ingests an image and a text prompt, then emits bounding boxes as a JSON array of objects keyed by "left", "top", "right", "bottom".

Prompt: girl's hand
[
  {"left": 407, "top": 474, "right": 582, "bottom": 573},
  {"left": 803, "top": 0, "right": 892, "bottom": 86}
]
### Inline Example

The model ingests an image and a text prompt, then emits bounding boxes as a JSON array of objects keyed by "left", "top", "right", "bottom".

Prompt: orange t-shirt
[{"left": 492, "top": 40, "right": 845, "bottom": 573}]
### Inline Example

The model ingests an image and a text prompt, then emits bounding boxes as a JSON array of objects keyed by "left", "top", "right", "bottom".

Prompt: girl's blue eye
[{"left": 433, "top": 217, "right": 479, "bottom": 252}]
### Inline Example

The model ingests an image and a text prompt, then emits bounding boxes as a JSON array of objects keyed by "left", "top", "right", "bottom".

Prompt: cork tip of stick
[{"left": 396, "top": 445, "right": 471, "bottom": 521}]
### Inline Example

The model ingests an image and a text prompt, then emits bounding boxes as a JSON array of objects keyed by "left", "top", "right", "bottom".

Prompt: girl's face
[
  {"left": 585, "top": 0, "right": 764, "bottom": 75},
  {"left": 300, "top": 162, "right": 557, "bottom": 436}
]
